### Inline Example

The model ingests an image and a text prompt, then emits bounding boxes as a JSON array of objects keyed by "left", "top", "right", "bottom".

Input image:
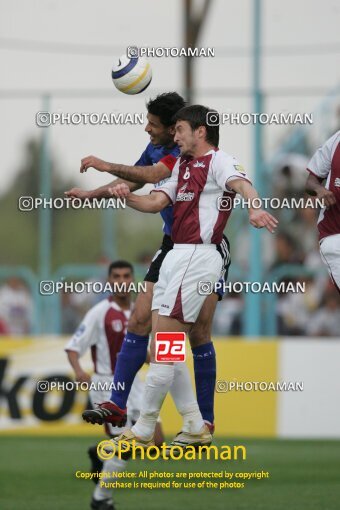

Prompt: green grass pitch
[{"left": 1, "top": 436, "right": 340, "bottom": 510}]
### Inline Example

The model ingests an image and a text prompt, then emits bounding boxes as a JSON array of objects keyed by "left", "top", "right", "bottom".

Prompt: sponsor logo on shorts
[{"left": 334, "top": 178, "right": 340, "bottom": 187}]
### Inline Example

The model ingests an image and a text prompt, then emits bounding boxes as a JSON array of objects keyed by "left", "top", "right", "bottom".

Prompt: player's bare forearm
[
  {"left": 305, "top": 173, "right": 324, "bottom": 196},
  {"left": 305, "top": 173, "right": 335, "bottom": 207},
  {"left": 90, "top": 179, "right": 142, "bottom": 197},
  {"left": 66, "top": 350, "right": 91, "bottom": 383},
  {"left": 109, "top": 183, "right": 171, "bottom": 213},
  {"left": 229, "top": 178, "right": 259, "bottom": 207},
  {"left": 107, "top": 163, "right": 154, "bottom": 182},
  {"left": 229, "top": 178, "right": 278, "bottom": 233},
  {"left": 66, "top": 350, "right": 81, "bottom": 372},
  {"left": 65, "top": 179, "right": 142, "bottom": 201},
  {"left": 126, "top": 191, "right": 171, "bottom": 213},
  {"left": 80, "top": 155, "right": 170, "bottom": 184},
  {"left": 106, "top": 162, "right": 170, "bottom": 184}
]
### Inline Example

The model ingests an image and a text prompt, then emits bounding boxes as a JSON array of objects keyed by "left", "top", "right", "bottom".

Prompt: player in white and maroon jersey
[
  {"left": 65, "top": 261, "right": 142, "bottom": 434},
  {"left": 306, "top": 130, "right": 340, "bottom": 293},
  {"left": 65, "top": 260, "right": 163, "bottom": 510},
  {"left": 107, "top": 105, "right": 278, "bottom": 451},
  {"left": 67, "top": 93, "right": 231, "bottom": 438}
]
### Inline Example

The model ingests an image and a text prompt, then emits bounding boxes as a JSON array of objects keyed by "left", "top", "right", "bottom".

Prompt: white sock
[
  {"left": 132, "top": 363, "right": 174, "bottom": 439},
  {"left": 93, "top": 457, "right": 127, "bottom": 501},
  {"left": 170, "top": 363, "right": 205, "bottom": 433}
]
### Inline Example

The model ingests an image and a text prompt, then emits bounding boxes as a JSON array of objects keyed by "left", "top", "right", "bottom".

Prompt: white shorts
[
  {"left": 320, "top": 233, "right": 340, "bottom": 293},
  {"left": 152, "top": 244, "right": 223, "bottom": 324},
  {"left": 90, "top": 373, "right": 144, "bottom": 435}
]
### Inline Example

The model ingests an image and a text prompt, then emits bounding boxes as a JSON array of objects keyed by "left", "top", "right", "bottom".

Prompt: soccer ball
[{"left": 112, "top": 54, "right": 152, "bottom": 95}]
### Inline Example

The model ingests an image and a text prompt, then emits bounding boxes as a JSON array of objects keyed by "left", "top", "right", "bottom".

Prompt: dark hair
[
  {"left": 172, "top": 105, "right": 219, "bottom": 147},
  {"left": 146, "top": 92, "right": 186, "bottom": 127},
  {"left": 108, "top": 260, "right": 134, "bottom": 276}
]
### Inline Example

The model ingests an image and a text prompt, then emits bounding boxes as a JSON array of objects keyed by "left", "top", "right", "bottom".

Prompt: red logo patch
[{"left": 155, "top": 332, "right": 186, "bottom": 362}]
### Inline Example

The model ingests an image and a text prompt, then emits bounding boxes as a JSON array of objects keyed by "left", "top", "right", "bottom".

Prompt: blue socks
[
  {"left": 192, "top": 342, "right": 216, "bottom": 425},
  {"left": 111, "top": 333, "right": 216, "bottom": 424},
  {"left": 110, "top": 332, "right": 149, "bottom": 409}
]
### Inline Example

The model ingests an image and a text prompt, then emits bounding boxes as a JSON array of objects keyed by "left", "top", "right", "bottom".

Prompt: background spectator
[
  {"left": 306, "top": 288, "right": 340, "bottom": 337},
  {"left": 0, "top": 277, "right": 33, "bottom": 335}
]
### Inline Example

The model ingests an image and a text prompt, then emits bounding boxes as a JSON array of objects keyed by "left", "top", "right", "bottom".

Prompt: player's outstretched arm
[
  {"left": 64, "top": 178, "right": 142, "bottom": 201},
  {"left": 80, "top": 155, "right": 171, "bottom": 185},
  {"left": 109, "top": 183, "right": 171, "bottom": 213},
  {"left": 305, "top": 173, "right": 336, "bottom": 208},
  {"left": 229, "top": 178, "right": 278, "bottom": 234}
]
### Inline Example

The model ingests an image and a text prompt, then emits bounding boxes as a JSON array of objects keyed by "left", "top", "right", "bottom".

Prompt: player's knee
[
  {"left": 188, "top": 325, "right": 211, "bottom": 348},
  {"left": 145, "top": 368, "right": 173, "bottom": 388}
]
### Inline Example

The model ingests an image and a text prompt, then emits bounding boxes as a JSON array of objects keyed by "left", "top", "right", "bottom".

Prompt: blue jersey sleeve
[
  {"left": 134, "top": 143, "right": 152, "bottom": 166},
  {"left": 132, "top": 142, "right": 178, "bottom": 236}
]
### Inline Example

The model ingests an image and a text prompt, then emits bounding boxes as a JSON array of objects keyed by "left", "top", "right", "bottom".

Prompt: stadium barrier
[{"left": 0, "top": 338, "right": 339, "bottom": 438}]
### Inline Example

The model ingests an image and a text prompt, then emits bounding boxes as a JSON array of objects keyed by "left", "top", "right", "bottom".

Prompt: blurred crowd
[
  {"left": 0, "top": 277, "right": 33, "bottom": 335},
  {"left": 1, "top": 154, "right": 339, "bottom": 339},
  {"left": 213, "top": 154, "right": 340, "bottom": 337},
  {"left": 271, "top": 155, "right": 340, "bottom": 336}
]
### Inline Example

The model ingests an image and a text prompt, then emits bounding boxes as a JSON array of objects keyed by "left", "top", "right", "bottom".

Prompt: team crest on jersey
[
  {"left": 111, "top": 320, "right": 123, "bottom": 332},
  {"left": 335, "top": 178, "right": 340, "bottom": 187}
]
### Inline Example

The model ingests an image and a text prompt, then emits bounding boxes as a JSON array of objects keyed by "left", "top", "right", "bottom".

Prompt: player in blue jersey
[{"left": 65, "top": 93, "right": 230, "bottom": 446}]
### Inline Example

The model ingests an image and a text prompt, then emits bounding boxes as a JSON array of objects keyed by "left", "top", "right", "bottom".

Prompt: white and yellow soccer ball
[{"left": 111, "top": 54, "right": 152, "bottom": 95}]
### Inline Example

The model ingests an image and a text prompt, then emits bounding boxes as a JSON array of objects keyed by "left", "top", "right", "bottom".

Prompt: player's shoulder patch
[
  {"left": 234, "top": 164, "right": 246, "bottom": 175},
  {"left": 74, "top": 323, "right": 86, "bottom": 338}
]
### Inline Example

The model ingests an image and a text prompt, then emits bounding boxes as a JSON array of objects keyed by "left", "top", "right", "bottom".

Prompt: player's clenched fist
[
  {"left": 80, "top": 155, "right": 110, "bottom": 173},
  {"left": 249, "top": 209, "right": 278, "bottom": 234},
  {"left": 108, "top": 183, "right": 131, "bottom": 198}
]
